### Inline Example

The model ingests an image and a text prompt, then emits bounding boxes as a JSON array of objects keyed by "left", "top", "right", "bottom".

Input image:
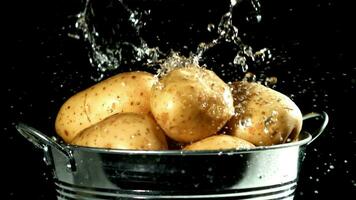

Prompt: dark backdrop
[{"left": 2, "top": 0, "right": 355, "bottom": 199}]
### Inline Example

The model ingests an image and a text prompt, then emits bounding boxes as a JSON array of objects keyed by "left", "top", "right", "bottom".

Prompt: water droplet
[
  {"left": 243, "top": 72, "right": 256, "bottom": 82},
  {"left": 239, "top": 118, "right": 252, "bottom": 127},
  {"left": 264, "top": 76, "right": 278, "bottom": 87},
  {"left": 230, "top": 0, "right": 238, "bottom": 7},
  {"left": 207, "top": 23, "right": 215, "bottom": 32},
  {"left": 66, "top": 163, "right": 72, "bottom": 169},
  {"left": 255, "top": 15, "right": 262, "bottom": 23}
]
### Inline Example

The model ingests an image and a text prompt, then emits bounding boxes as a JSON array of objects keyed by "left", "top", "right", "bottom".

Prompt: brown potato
[
  {"left": 226, "top": 81, "right": 303, "bottom": 146},
  {"left": 71, "top": 113, "right": 168, "bottom": 150},
  {"left": 184, "top": 135, "right": 255, "bottom": 151},
  {"left": 150, "top": 66, "right": 234, "bottom": 143},
  {"left": 55, "top": 71, "right": 156, "bottom": 143}
]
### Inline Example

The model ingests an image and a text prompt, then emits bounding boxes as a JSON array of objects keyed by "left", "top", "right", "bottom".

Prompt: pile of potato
[{"left": 55, "top": 65, "right": 302, "bottom": 151}]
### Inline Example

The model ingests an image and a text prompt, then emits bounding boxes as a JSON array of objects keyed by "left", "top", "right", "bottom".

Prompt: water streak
[{"left": 75, "top": 0, "right": 271, "bottom": 81}]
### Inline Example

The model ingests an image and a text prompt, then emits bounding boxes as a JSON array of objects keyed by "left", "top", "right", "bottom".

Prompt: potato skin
[
  {"left": 150, "top": 66, "right": 234, "bottom": 143},
  {"left": 55, "top": 71, "right": 156, "bottom": 143},
  {"left": 184, "top": 135, "right": 255, "bottom": 151},
  {"left": 71, "top": 113, "right": 168, "bottom": 150},
  {"left": 227, "top": 81, "right": 303, "bottom": 146}
]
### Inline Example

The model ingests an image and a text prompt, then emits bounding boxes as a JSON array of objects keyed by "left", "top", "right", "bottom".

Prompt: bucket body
[
  {"left": 50, "top": 136, "right": 309, "bottom": 200},
  {"left": 16, "top": 112, "right": 328, "bottom": 200}
]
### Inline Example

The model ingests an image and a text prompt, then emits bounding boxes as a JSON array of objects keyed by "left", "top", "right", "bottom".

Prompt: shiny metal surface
[{"left": 16, "top": 112, "right": 328, "bottom": 199}]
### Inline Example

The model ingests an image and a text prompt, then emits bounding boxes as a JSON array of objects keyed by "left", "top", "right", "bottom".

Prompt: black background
[{"left": 2, "top": 0, "right": 355, "bottom": 199}]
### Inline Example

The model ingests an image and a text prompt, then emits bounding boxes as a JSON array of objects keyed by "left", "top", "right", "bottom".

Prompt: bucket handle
[
  {"left": 15, "top": 123, "right": 76, "bottom": 171},
  {"left": 302, "top": 111, "right": 329, "bottom": 145}
]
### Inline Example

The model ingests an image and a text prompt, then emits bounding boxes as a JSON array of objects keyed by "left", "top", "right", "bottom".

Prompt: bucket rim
[{"left": 65, "top": 131, "right": 312, "bottom": 156}]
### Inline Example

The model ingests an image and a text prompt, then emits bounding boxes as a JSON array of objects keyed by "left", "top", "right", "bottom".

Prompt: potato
[
  {"left": 150, "top": 66, "right": 234, "bottom": 143},
  {"left": 71, "top": 113, "right": 168, "bottom": 150},
  {"left": 184, "top": 135, "right": 255, "bottom": 151},
  {"left": 55, "top": 71, "right": 156, "bottom": 143},
  {"left": 226, "top": 81, "right": 303, "bottom": 146}
]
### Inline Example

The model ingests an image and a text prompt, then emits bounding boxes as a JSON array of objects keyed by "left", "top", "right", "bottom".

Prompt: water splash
[
  {"left": 75, "top": 0, "right": 163, "bottom": 80},
  {"left": 196, "top": 0, "right": 271, "bottom": 74},
  {"left": 155, "top": 52, "right": 200, "bottom": 78},
  {"left": 263, "top": 110, "right": 279, "bottom": 134},
  {"left": 74, "top": 0, "right": 271, "bottom": 81}
]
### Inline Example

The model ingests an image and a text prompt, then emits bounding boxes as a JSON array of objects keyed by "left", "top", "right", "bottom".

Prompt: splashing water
[
  {"left": 196, "top": 0, "right": 271, "bottom": 73},
  {"left": 74, "top": 0, "right": 274, "bottom": 82},
  {"left": 75, "top": 0, "right": 164, "bottom": 80},
  {"left": 71, "top": 0, "right": 292, "bottom": 145},
  {"left": 155, "top": 52, "right": 200, "bottom": 78}
]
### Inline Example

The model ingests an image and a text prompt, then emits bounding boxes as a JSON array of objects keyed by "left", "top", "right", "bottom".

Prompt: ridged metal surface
[
  {"left": 15, "top": 113, "right": 328, "bottom": 200},
  {"left": 55, "top": 179, "right": 296, "bottom": 200}
]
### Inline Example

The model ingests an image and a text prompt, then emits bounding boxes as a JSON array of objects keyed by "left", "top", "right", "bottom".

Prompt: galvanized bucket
[{"left": 16, "top": 112, "right": 328, "bottom": 200}]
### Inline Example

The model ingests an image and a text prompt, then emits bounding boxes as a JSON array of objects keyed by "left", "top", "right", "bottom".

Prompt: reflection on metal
[{"left": 16, "top": 112, "right": 328, "bottom": 199}]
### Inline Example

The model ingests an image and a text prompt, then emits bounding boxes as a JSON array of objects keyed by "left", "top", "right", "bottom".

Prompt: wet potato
[
  {"left": 226, "top": 81, "right": 303, "bottom": 146},
  {"left": 184, "top": 135, "right": 255, "bottom": 151},
  {"left": 150, "top": 66, "right": 234, "bottom": 143},
  {"left": 71, "top": 113, "right": 168, "bottom": 150},
  {"left": 55, "top": 71, "right": 156, "bottom": 143},
  {"left": 55, "top": 69, "right": 304, "bottom": 150}
]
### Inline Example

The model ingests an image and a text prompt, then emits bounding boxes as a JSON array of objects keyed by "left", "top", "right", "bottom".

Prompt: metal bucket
[{"left": 16, "top": 112, "right": 328, "bottom": 200}]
